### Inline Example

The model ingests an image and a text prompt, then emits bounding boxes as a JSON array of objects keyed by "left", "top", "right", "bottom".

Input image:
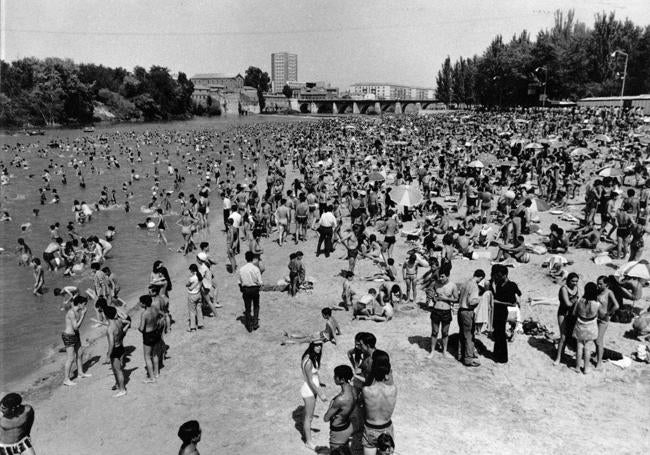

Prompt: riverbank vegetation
[
  {"left": 0, "top": 58, "right": 195, "bottom": 126},
  {"left": 435, "top": 10, "right": 650, "bottom": 106}
]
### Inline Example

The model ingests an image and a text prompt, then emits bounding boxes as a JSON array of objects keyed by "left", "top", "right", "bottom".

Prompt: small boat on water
[
  {"left": 26, "top": 129, "right": 45, "bottom": 136},
  {"left": 83, "top": 126, "right": 95, "bottom": 133}
]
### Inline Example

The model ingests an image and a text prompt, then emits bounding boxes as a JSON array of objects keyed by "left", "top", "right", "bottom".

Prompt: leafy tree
[
  {"left": 282, "top": 84, "right": 293, "bottom": 98},
  {"left": 435, "top": 56, "right": 452, "bottom": 104},
  {"left": 244, "top": 66, "right": 270, "bottom": 110}
]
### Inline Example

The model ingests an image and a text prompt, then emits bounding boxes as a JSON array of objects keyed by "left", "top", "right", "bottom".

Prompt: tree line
[
  {"left": 435, "top": 10, "right": 650, "bottom": 107},
  {"left": 0, "top": 58, "right": 195, "bottom": 127}
]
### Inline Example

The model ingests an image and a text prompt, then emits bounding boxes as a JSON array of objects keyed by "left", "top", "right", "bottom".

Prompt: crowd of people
[{"left": 1, "top": 104, "right": 650, "bottom": 453}]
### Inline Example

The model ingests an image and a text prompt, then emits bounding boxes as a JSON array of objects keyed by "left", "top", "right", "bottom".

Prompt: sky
[{"left": 2, "top": 0, "right": 650, "bottom": 90}]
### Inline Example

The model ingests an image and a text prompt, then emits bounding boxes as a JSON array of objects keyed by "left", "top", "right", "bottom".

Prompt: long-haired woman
[{"left": 300, "top": 341, "right": 326, "bottom": 450}]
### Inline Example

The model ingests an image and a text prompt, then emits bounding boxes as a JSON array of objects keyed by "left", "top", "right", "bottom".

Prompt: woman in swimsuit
[
  {"left": 572, "top": 282, "right": 600, "bottom": 374},
  {"left": 554, "top": 272, "right": 580, "bottom": 366},
  {"left": 155, "top": 208, "right": 168, "bottom": 246},
  {"left": 300, "top": 341, "right": 326, "bottom": 450}
]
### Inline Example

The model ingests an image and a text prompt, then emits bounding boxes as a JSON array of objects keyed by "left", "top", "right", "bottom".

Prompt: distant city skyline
[{"left": 3, "top": 0, "right": 650, "bottom": 90}]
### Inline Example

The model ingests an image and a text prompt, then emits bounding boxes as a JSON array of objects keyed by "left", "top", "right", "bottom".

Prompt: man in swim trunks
[
  {"left": 295, "top": 193, "right": 310, "bottom": 242},
  {"left": 381, "top": 212, "right": 399, "bottom": 259},
  {"left": 62, "top": 295, "right": 91, "bottom": 386},
  {"left": 0, "top": 393, "right": 35, "bottom": 455},
  {"left": 324, "top": 365, "right": 356, "bottom": 455},
  {"left": 362, "top": 351, "right": 397, "bottom": 455},
  {"left": 139, "top": 295, "right": 162, "bottom": 383},
  {"left": 104, "top": 306, "right": 127, "bottom": 397}
]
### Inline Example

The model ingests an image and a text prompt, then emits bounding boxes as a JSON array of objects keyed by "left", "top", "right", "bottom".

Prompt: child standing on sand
[{"left": 31, "top": 258, "right": 44, "bottom": 296}]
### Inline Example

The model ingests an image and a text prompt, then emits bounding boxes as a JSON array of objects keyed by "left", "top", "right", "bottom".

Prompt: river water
[{"left": 0, "top": 115, "right": 305, "bottom": 388}]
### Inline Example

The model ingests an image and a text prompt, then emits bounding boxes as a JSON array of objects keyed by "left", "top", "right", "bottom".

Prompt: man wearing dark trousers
[
  {"left": 490, "top": 264, "right": 521, "bottom": 364},
  {"left": 238, "top": 251, "right": 263, "bottom": 332},
  {"left": 317, "top": 205, "right": 337, "bottom": 258},
  {"left": 457, "top": 269, "right": 485, "bottom": 367}
]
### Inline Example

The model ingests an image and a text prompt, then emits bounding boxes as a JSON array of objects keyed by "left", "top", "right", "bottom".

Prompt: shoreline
[{"left": 4, "top": 188, "right": 227, "bottom": 403}]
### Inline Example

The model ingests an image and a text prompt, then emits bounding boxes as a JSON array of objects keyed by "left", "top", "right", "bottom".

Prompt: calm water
[{"left": 0, "top": 116, "right": 303, "bottom": 388}]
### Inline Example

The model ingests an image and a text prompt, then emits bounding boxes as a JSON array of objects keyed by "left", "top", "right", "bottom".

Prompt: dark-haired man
[
  {"left": 490, "top": 264, "right": 521, "bottom": 364},
  {"left": 458, "top": 269, "right": 485, "bottom": 367},
  {"left": 238, "top": 251, "right": 263, "bottom": 332},
  {"left": 324, "top": 365, "right": 356, "bottom": 455},
  {"left": 361, "top": 351, "right": 397, "bottom": 455},
  {"left": 139, "top": 295, "right": 162, "bottom": 383},
  {"left": 0, "top": 393, "right": 35, "bottom": 455}
]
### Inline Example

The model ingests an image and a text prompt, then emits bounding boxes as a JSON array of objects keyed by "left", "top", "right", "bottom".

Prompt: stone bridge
[{"left": 296, "top": 98, "right": 439, "bottom": 115}]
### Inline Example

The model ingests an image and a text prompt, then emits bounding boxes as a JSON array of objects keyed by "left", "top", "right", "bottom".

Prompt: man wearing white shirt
[
  {"left": 229, "top": 209, "right": 242, "bottom": 254},
  {"left": 317, "top": 205, "right": 337, "bottom": 258},
  {"left": 222, "top": 191, "right": 232, "bottom": 228},
  {"left": 238, "top": 251, "right": 263, "bottom": 332}
]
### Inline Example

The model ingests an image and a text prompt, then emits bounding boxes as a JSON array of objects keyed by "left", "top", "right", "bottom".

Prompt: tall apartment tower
[{"left": 271, "top": 52, "right": 298, "bottom": 92}]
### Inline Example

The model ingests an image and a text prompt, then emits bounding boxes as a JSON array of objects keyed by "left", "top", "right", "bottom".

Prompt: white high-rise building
[{"left": 271, "top": 52, "right": 298, "bottom": 92}]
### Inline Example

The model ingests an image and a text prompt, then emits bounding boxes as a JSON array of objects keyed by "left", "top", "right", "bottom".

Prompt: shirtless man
[
  {"left": 324, "top": 365, "right": 356, "bottom": 455},
  {"left": 274, "top": 198, "right": 290, "bottom": 246},
  {"left": 0, "top": 393, "right": 35, "bottom": 455},
  {"left": 362, "top": 351, "right": 397, "bottom": 455},
  {"left": 139, "top": 294, "right": 162, "bottom": 383},
  {"left": 104, "top": 306, "right": 127, "bottom": 397},
  {"left": 62, "top": 295, "right": 91, "bottom": 386},
  {"left": 296, "top": 194, "right": 310, "bottom": 242},
  {"left": 381, "top": 212, "right": 399, "bottom": 259}
]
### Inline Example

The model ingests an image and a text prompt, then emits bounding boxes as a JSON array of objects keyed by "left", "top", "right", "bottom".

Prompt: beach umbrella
[
  {"left": 467, "top": 160, "right": 484, "bottom": 168},
  {"left": 598, "top": 167, "right": 623, "bottom": 177},
  {"left": 526, "top": 197, "right": 550, "bottom": 212},
  {"left": 570, "top": 147, "right": 590, "bottom": 157},
  {"left": 524, "top": 142, "right": 544, "bottom": 150},
  {"left": 390, "top": 185, "right": 423, "bottom": 207},
  {"left": 497, "top": 160, "right": 517, "bottom": 167},
  {"left": 615, "top": 260, "right": 650, "bottom": 280},
  {"left": 639, "top": 135, "right": 650, "bottom": 145},
  {"left": 368, "top": 171, "right": 385, "bottom": 182}
]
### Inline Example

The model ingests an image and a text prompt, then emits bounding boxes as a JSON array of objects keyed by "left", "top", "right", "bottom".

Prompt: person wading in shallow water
[{"left": 0, "top": 393, "right": 35, "bottom": 455}]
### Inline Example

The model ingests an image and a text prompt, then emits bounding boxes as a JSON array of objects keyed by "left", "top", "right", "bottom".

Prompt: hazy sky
[{"left": 3, "top": 0, "right": 649, "bottom": 89}]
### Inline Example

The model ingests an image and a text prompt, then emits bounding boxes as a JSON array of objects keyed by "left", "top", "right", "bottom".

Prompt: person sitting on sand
[
  {"left": 494, "top": 235, "right": 529, "bottom": 263},
  {"left": 282, "top": 307, "right": 341, "bottom": 345},
  {"left": 363, "top": 257, "right": 397, "bottom": 282},
  {"left": 546, "top": 224, "right": 569, "bottom": 253},
  {"left": 354, "top": 289, "right": 377, "bottom": 319},
  {"left": 324, "top": 365, "right": 356, "bottom": 455},
  {"left": 177, "top": 420, "right": 202, "bottom": 455},
  {"left": 569, "top": 222, "right": 601, "bottom": 250}
]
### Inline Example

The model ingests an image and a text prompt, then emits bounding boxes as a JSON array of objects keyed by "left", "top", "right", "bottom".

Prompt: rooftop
[
  {"left": 190, "top": 73, "right": 243, "bottom": 80},
  {"left": 351, "top": 82, "right": 434, "bottom": 90}
]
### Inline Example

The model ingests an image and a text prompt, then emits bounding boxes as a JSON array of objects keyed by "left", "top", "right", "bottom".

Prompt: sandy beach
[{"left": 7, "top": 169, "right": 647, "bottom": 455}]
